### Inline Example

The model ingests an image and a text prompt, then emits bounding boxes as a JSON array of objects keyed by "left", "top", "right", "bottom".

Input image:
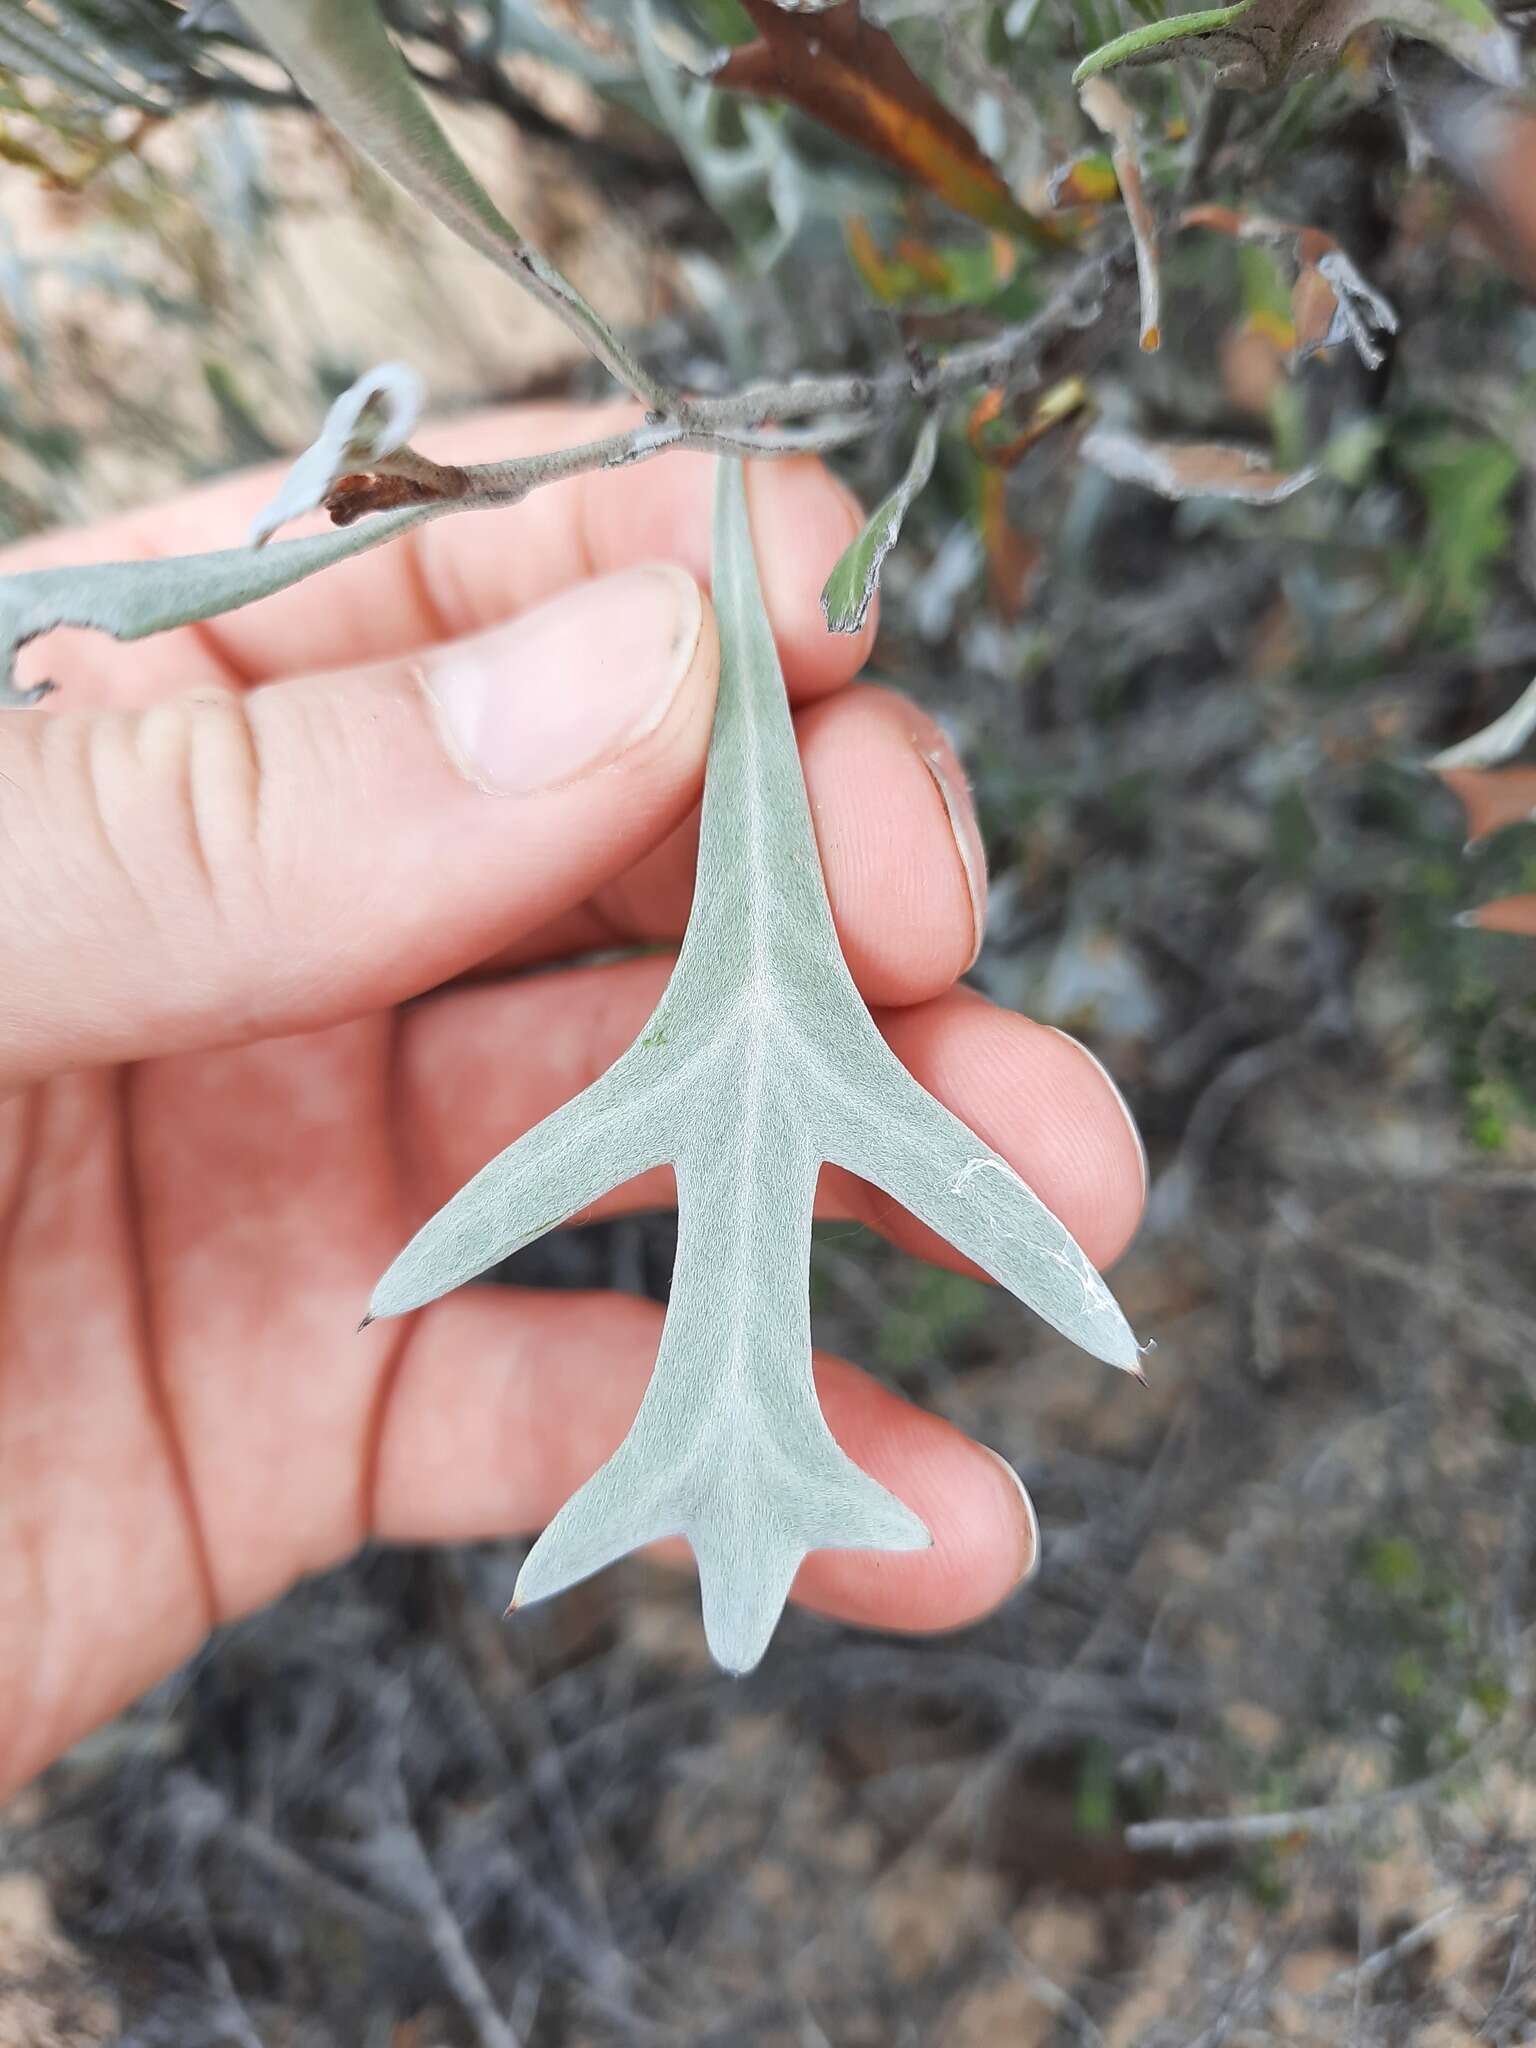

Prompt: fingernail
[
  {"left": 919, "top": 738, "right": 988, "bottom": 966},
  {"left": 422, "top": 564, "right": 703, "bottom": 796},
  {"left": 981, "top": 1446, "right": 1041, "bottom": 1586},
  {"left": 1045, "top": 1026, "right": 1149, "bottom": 1200}
]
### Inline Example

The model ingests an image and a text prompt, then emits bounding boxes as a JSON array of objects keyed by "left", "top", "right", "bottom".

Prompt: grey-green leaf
[
  {"left": 0, "top": 505, "right": 441, "bottom": 705},
  {"left": 369, "top": 459, "right": 1141, "bottom": 1675},
  {"left": 820, "top": 411, "right": 940, "bottom": 635},
  {"left": 247, "top": 0, "right": 672, "bottom": 409},
  {"left": 250, "top": 361, "right": 422, "bottom": 547}
]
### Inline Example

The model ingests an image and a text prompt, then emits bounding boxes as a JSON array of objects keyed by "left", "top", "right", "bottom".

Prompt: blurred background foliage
[{"left": 2, "top": 2, "right": 1536, "bottom": 2043}]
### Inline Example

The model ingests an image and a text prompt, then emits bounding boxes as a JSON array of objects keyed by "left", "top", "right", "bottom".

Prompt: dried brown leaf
[
  {"left": 1078, "top": 78, "right": 1161, "bottom": 351},
  {"left": 713, "top": 0, "right": 1059, "bottom": 240},
  {"left": 1082, "top": 426, "right": 1318, "bottom": 503},
  {"left": 1182, "top": 206, "right": 1397, "bottom": 369}
]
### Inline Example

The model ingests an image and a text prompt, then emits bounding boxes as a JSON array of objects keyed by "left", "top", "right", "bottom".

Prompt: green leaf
[
  {"left": 249, "top": 0, "right": 672, "bottom": 409},
  {"left": 369, "top": 459, "right": 1141, "bottom": 1675},
  {"left": 1072, "top": 0, "right": 1518, "bottom": 90},
  {"left": 0, "top": 505, "right": 441, "bottom": 707},
  {"left": 1073, "top": 0, "right": 1255, "bottom": 82},
  {"left": 1402, "top": 430, "right": 1519, "bottom": 621},
  {"left": 820, "top": 411, "right": 940, "bottom": 634}
]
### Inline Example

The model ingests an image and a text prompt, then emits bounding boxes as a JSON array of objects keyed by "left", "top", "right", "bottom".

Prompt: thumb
[{"left": 0, "top": 564, "right": 717, "bottom": 1093}]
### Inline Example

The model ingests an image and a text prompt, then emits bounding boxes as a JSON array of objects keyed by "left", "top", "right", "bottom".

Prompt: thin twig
[
  {"left": 1125, "top": 1718, "right": 1516, "bottom": 1855},
  {"left": 1335, "top": 1903, "right": 1460, "bottom": 1989},
  {"left": 302, "top": 240, "right": 1135, "bottom": 549}
]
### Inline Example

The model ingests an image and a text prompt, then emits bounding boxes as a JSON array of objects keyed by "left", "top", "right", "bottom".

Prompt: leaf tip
[
  {"left": 819, "top": 583, "right": 870, "bottom": 636},
  {"left": 5, "top": 684, "right": 53, "bottom": 709}
]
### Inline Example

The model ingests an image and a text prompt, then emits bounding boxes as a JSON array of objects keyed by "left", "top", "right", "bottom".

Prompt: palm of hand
[{"left": 0, "top": 407, "right": 1144, "bottom": 1798}]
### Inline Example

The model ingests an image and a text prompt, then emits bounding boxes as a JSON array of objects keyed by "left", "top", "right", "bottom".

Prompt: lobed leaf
[
  {"left": 820, "top": 411, "right": 940, "bottom": 634},
  {"left": 371, "top": 460, "right": 1140, "bottom": 1672}
]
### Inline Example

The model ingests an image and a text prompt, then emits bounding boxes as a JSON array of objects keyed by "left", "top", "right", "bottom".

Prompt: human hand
[{"left": 0, "top": 405, "right": 1146, "bottom": 1797}]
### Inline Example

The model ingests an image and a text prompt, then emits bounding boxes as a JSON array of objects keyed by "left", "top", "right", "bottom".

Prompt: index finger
[{"left": 5, "top": 403, "right": 876, "bottom": 708}]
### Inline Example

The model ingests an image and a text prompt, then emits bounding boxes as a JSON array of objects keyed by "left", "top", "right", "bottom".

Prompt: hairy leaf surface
[
  {"left": 370, "top": 460, "right": 1140, "bottom": 1673},
  {"left": 0, "top": 506, "right": 441, "bottom": 706}
]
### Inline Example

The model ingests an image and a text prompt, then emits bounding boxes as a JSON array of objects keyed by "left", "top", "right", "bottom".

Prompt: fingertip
[
  {"left": 1041, "top": 1026, "right": 1149, "bottom": 1219},
  {"left": 746, "top": 457, "right": 877, "bottom": 698},
  {"left": 641, "top": 576, "right": 722, "bottom": 781},
  {"left": 978, "top": 1445, "right": 1041, "bottom": 1583}
]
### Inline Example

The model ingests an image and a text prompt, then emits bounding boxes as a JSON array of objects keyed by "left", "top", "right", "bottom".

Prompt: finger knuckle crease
[{"left": 109, "top": 691, "right": 268, "bottom": 933}]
